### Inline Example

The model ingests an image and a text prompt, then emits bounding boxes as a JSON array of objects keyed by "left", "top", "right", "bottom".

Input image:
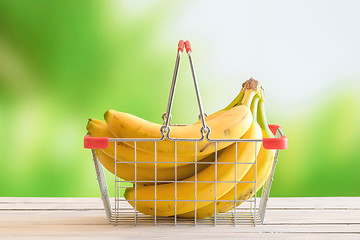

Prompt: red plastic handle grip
[
  {"left": 178, "top": 40, "right": 184, "bottom": 52},
  {"left": 84, "top": 135, "right": 109, "bottom": 149},
  {"left": 263, "top": 125, "right": 287, "bottom": 150},
  {"left": 185, "top": 40, "right": 191, "bottom": 53}
]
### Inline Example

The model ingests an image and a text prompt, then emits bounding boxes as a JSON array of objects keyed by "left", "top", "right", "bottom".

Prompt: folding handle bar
[{"left": 162, "top": 40, "right": 209, "bottom": 135}]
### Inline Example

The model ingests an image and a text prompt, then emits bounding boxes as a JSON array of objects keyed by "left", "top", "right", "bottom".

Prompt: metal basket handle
[{"left": 162, "top": 40, "right": 209, "bottom": 137}]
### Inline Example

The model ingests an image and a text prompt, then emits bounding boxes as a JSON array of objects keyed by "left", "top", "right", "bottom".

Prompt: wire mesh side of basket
[{"left": 90, "top": 127, "right": 283, "bottom": 226}]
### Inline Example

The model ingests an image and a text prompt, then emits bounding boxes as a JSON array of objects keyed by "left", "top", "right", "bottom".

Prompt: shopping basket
[{"left": 84, "top": 40, "right": 287, "bottom": 226}]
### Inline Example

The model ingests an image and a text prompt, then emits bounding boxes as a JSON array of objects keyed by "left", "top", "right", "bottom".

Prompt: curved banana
[
  {"left": 217, "top": 95, "right": 276, "bottom": 213},
  {"left": 95, "top": 148, "right": 220, "bottom": 183},
  {"left": 178, "top": 92, "right": 275, "bottom": 219},
  {"left": 105, "top": 104, "right": 252, "bottom": 162},
  {"left": 89, "top": 89, "right": 247, "bottom": 168},
  {"left": 124, "top": 80, "right": 262, "bottom": 216},
  {"left": 87, "top": 90, "right": 245, "bottom": 181},
  {"left": 87, "top": 119, "right": 201, "bottom": 168},
  {"left": 87, "top": 119, "right": 215, "bottom": 182}
]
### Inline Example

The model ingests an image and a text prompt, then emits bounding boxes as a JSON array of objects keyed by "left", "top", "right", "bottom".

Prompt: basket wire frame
[
  {"left": 91, "top": 130, "right": 282, "bottom": 226},
  {"left": 89, "top": 41, "right": 282, "bottom": 226}
]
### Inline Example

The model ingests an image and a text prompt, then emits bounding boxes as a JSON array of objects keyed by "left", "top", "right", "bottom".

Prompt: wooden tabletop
[{"left": 0, "top": 197, "right": 359, "bottom": 239}]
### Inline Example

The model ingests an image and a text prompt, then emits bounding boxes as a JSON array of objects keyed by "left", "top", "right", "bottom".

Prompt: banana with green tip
[
  {"left": 217, "top": 95, "right": 276, "bottom": 214},
  {"left": 178, "top": 88, "right": 276, "bottom": 219},
  {"left": 86, "top": 90, "right": 245, "bottom": 182},
  {"left": 104, "top": 89, "right": 252, "bottom": 164}
]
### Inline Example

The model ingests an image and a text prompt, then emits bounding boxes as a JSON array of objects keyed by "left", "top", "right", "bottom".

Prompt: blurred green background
[{"left": 0, "top": 1, "right": 359, "bottom": 197}]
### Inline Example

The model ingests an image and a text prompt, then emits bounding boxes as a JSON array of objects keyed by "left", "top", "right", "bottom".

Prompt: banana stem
[
  {"left": 241, "top": 90, "right": 256, "bottom": 109},
  {"left": 257, "top": 98, "right": 274, "bottom": 137},
  {"left": 250, "top": 95, "right": 260, "bottom": 122},
  {"left": 224, "top": 90, "right": 244, "bottom": 110},
  {"left": 240, "top": 77, "right": 260, "bottom": 108}
]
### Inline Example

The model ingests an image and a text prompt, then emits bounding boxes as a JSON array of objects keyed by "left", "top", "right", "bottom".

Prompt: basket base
[{"left": 110, "top": 199, "right": 262, "bottom": 226}]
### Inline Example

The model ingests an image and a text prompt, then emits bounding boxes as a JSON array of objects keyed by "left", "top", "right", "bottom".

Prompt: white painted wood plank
[
  {"left": 1, "top": 197, "right": 359, "bottom": 239},
  {"left": 0, "top": 209, "right": 359, "bottom": 225},
  {"left": 264, "top": 209, "right": 360, "bottom": 224},
  {"left": 0, "top": 197, "right": 111, "bottom": 210},
  {"left": 1, "top": 197, "right": 359, "bottom": 210},
  {"left": 0, "top": 224, "right": 360, "bottom": 237},
  {"left": 0, "top": 233, "right": 359, "bottom": 240},
  {"left": 0, "top": 197, "right": 104, "bottom": 203},
  {"left": 266, "top": 197, "right": 360, "bottom": 209},
  {"left": 0, "top": 202, "right": 105, "bottom": 210},
  {"left": 1, "top": 220, "right": 360, "bottom": 233}
]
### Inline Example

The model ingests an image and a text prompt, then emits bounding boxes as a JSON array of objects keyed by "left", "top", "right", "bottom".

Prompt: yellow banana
[
  {"left": 124, "top": 79, "right": 262, "bottom": 216},
  {"left": 105, "top": 104, "right": 252, "bottom": 162},
  {"left": 178, "top": 91, "right": 275, "bottom": 219},
  {"left": 87, "top": 119, "right": 215, "bottom": 182},
  {"left": 217, "top": 96, "right": 276, "bottom": 213},
  {"left": 97, "top": 85, "right": 246, "bottom": 169},
  {"left": 88, "top": 119, "right": 200, "bottom": 168},
  {"left": 95, "top": 148, "right": 220, "bottom": 183},
  {"left": 87, "top": 90, "right": 244, "bottom": 181},
  {"left": 90, "top": 89, "right": 247, "bottom": 168}
]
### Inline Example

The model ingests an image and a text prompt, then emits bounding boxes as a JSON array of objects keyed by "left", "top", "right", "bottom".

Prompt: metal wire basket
[{"left": 84, "top": 40, "right": 287, "bottom": 226}]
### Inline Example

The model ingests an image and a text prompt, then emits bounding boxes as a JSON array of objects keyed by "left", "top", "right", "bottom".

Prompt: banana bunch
[
  {"left": 86, "top": 83, "right": 250, "bottom": 182},
  {"left": 86, "top": 77, "right": 277, "bottom": 219}
]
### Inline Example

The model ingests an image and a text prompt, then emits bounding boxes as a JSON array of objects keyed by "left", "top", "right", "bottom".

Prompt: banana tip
[
  {"left": 104, "top": 109, "right": 111, "bottom": 120},
  {"left": 86, "top": 119, "right": 93, "bottom": 131},
  {"left": 260, "top": 86, "right": 265, "bottom": 100},
  {"left": 124, "top": 187, "right": 130, "bottom": 199}
]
